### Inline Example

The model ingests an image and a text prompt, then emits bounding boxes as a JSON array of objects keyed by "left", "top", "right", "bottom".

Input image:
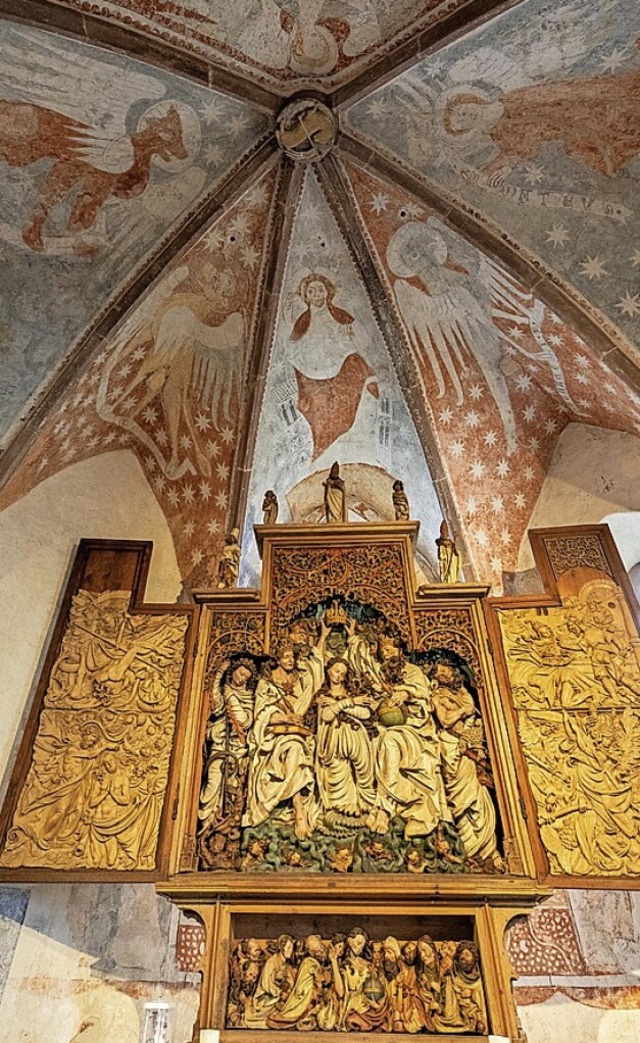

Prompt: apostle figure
[
  {"left": 243, "top": 934, "right": 296, "bottom": 1028},
  {"left": 323, "top": 461, "right": 347, "bottom": 523},
  {"left": 243, "top": 622, "right": 329, "bottom": 839},
  {"left": 392, "top": 479, "right": 410, "bottom": 521},
  {"left": 217, "top": 527, "right": 241, "bottom": 588},
  {"left": 262, "top": 489, "right": 278, "bottom": 525},
  {"left": 198, "top": 658, "right": 257, "bottom": 832},
  {"left": 436, "top": 521, "right": 461, "bottom": 583}
]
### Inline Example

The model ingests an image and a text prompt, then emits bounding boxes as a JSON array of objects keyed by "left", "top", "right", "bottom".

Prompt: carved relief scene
[
  {"left": 227, "top": 926, "right": 487, "bottom": 1034},
  {"left": 197, "top": 526, "right": 507, "bottom": 876},
  {"left": 497, "top": 533, "right": 640, "bottom": 881}
]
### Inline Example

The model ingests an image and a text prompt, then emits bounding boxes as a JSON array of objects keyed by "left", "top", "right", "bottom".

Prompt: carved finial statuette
[
  {"left": 436, "top": 520, "right": 461, "bottom": 584},
  {"left": 217, "top": 527, "right": 241, "bottom": 588},
  {"left": 323, "top": 461, "right": 347, "bottom": 523},
  {"left": 392, "top": 478, "right": 410, "bottom": 521},
  {"left": 262, "top": 490, "right": 279, "bottom": 525}
]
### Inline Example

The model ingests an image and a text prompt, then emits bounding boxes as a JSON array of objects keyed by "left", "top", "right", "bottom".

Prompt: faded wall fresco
[
  {"left": 347, "top": 0, "right": 640, "bottom": 344},
  {"left": 344, "top": 161, "right": 640, "bottom": 586},
  {"left": 55, "top": 1, "right": 470, "bottom": 86},
  {"left": 241, "top": 169, "right": 444, "bottom": 585},
  {"left": 0, "top": 22, "right": 268, "bottom": 441},
  {"left": 0, "top": 171, "right": 280, "bottom": 588},
  {"left": 0, "top": 884, "right": 199, "bottom": 1043}
]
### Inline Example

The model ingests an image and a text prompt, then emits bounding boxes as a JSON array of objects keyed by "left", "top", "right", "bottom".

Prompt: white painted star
[
  {"left": 221, "top": 426, "right": 235, "bottom": 444},
  {"left": 466, "top": 497, "right": 478, "bottom": 516},
  {"left": 142, "top": 406, "right": 158, "bottom": 424},
  {"left": 580, "top": 255, "right": 608, "bottom": 280},
  {"left": 469, "top": 384, "right": 483, "bottom": 400},
  {"left": 450, "top": 440, "right": 466, "bottom": 458},
  {"left": 200, "top": 481, "right": 212, "bottom": 501},
  {"left": 631, "top": 249, "right": 640, "bottom": 268},
  {"left": 546, "top": 224, "right": 569, "bottom": 248},
  {"left": 439, "top": 407, "right": 453, "bottom": 425},
  {"left": 491, "top": 496, "right": 504, "bottom": 513},
  {"left": 616, "top": 292, "right": 640, "bottom": 317},
  {"left": 600, "top": 47, "right": 628, "bottom": 74},
  {"left": 195, "top": 413, "right": 211, "bottom": 432},
  {"left": 229, "top": 115, "right": 248, "bottom": 135},
  {"left": 182, "top": 484, "right": 196, "bottom": 505},
  {"left": 490, "top": 557, "right": 503, "bottom": 573},
  {"left": 575, "top": 371, "right": 589, "bottom": 385},
  {"left": 191, "top": 548, "right": 204, "bottom": 567},
  {"left": 469, "top": 460, "right": 486, "bottom": 479},
  {"left": 200, "top": 100, "right": 223, "bottom": 123},
  {"left": 207, "top": 519, "right": 221, "bottom": 536},
  {"left": 464, "top": 410, "right": 481, "bottom": 428},
  {"left": 484, "top": 430, "right": 497, "bottom": 447},
  {"left": 543, "top": 419, "right": 557, "bottom": 434},
  {"left": 204, "top": 143, "right": 224, "bottom": 166},
  {"left": 496, "top": 459, "right": 509, "bottom": 478},
  {"left": 241, "top": 244, "right": 260, "bottom": 270},
  {"left": 500, "top": 530, "right": 512, "bottom": 546},
  {"left": 523, "top": 405, "right": 537, "bottom": 422},
  {"left": 523, "top": 164, "right": 544, "bottom": 185},
  {"left": 515, "top": 493, "right": 526, "bottom": 509},
  {"left": 216, "top": 461, "right": 230, "bottom": 481},
  {"left": 516, "top": 374, "right": 532, "bottom": 392},
  {"left": 370, "top": 193, "right": 389, "bottom": 215},
  {"left": 184, "top": 519, "right": 196, "bottom": 537},
  {"left": 575, "top": 355, "right": 590, "bottom": 369},
  {"left": 523, "top": 466, "right": 535, "bottom": 481},
  {"left": 367, "top": 97, "right": 389, "bottom": 119},
  {"left": 215, "top": 490, "right": 229, "bottom": 509},
  {"left": 548, "top": 333, "right": 563, "bottom": 347},
  {"left": 528, "top": 437, "right": 540, "bottom": 451}
]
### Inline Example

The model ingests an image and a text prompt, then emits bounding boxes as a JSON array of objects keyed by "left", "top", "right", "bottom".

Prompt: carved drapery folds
[
  {"left": 498, "top": 575, "right": 640, "bottom": 877},
  {"left": 227, "top": 929, "right": 488, "bottom": 1034},
  {"left": 0, "top": 589, "right": 188, "bottom": 871}
]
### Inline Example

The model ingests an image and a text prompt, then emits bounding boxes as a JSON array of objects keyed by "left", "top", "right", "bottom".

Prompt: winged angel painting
[
  {"left": 0, "top": 26, "right": 200, "bottom": 256},
  {"left": 386, "top": 216, "right": 575, "bottom": 452},
  {"left": 97, "top": 259, "right": 247, "bottom": 479}
]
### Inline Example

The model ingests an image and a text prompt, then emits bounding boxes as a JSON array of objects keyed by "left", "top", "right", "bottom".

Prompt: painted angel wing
[
  {"left": 189, "top": 310, "right": 246, "bottom": 427},
  {"left": 0, "top": 25, "right": 166, "bottom": 171},
  {"left": 103, "top": 267, "right": 190, "bottom": 369}
]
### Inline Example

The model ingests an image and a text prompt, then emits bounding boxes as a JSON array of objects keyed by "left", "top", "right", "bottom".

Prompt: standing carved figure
[
  {"left": 392, "top": 479, "right": 410, "bottom": 521},
  {"left": 436, "top": 521, "right": 461, "bottom": 584},
  {"left": 323, "top": 462, "right": 347, "bottom": 523},
  {"left": 262, "top": 490, "right": 279, "bottom": 525},
  {"left": 217, "top": 528, "right": 241, "bottom": 588}
]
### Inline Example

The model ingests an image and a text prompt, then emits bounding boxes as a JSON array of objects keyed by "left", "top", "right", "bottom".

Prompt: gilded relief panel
[
  {"left": 498, "top": 577, "right": 640, "bottom": 877},
  {"left": 227, "top": 927, "right": 487, "bottom": 1034},
  {"left": 0, "top": 589, "right": 189, "bottom": 871}
]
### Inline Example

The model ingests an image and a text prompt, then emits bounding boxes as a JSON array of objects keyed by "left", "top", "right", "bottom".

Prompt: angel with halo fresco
[
  {"left": 0, "top": 25, "right": 200, "bottom": 256},
  {"left": 97, "top": 261, "right": 246, "bottom": 480},
  {"left": 386, "top": 215, "right": 576, "bottom": 453}
]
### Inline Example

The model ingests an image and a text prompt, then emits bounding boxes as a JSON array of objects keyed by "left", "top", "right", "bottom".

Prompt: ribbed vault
[{"left": 1, "top": 0, "right": 639, "bottom": 592}]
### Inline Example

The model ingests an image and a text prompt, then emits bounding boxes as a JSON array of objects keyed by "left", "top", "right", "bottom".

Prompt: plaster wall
[{"left": 0, "top": 450, "right": 199, "bottom": 1043}]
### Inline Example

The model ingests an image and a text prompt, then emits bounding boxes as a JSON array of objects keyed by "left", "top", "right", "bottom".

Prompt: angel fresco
[
  {"left": 0, "top": 27, "right": 200, "bottom": 256},
  {"left": 386, "top": 216, "right": 576, "bottom": 451},
  {"left": 96, "top": 260, "right": 246, "bottom": 479}
]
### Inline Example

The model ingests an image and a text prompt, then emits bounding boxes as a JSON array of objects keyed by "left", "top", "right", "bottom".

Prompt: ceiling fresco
[
  {"left": 0, "top": 22, "right": 269, "bottom": 442},
  {"left": 0, "top": 169, "right": 280, "bottom": 587},
  {"left": 241, "top": 168, "right": 444, "bottom": 586},
  {"left": 346, "top": 0, "right": 640, "bottom": 347},
  {"left": 45, "top": 0, "right": 473, "bottom": 88},
  {"left": 1, "top": 0, "right": 640, "bottom": 595},
  {"left": 343, "top": 161, "right": 640, "bottom": 583}
]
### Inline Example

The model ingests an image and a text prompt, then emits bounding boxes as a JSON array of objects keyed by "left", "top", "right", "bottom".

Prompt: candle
[{"left": 199, "top": 1032, "right": 220, "bottom": 1043}]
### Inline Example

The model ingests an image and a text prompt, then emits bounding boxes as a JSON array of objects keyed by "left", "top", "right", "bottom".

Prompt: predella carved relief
[
  {"left": 197, "top": 597, "right": 504, "bottom": 875},
  {"left": 0, "top": 589, "right": 188, "bottom": 871},
  {"left": 499, "top": 576, "right": 640, "bottom": 877},
  {"left": 227, "top": 929, "right": 487, "bottom": 1034}
]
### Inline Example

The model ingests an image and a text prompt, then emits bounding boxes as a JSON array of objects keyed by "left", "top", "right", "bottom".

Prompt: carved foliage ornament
[{"left": 0, "top": 590, "right": 188, "bottom": 871}]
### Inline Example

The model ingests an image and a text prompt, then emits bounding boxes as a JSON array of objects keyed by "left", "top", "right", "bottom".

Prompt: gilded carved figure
[
  {"left": 392, "top": 479, "right": 410, "bottom": 521},
  {"left": 436, "top": 521, "right": 461, "bottom": 583},
  {"left": 0, "top": 590, "right": 188, "bottom": 871},
  {"left": 200, "top": 597, "right": 502, "bottom": 874},
  {"left": 227, "top": 929, "right": 488, "bottom": 1034},
  {"left": 217, "top": 527, "right": 241, "bottom": 589},
  {"left": 323, "top": 462, "right": 347, "bottom": 523},
  {"left": 262, "top": 490, "right": 279, "bottom": 525},
  {"left": 499, "top": 576, "right": 640, "bottom": 876}
]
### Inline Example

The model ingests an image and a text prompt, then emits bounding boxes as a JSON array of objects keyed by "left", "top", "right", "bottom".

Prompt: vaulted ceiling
[{"left": 1, "top": 0, "right": 639, "bottom": 591}]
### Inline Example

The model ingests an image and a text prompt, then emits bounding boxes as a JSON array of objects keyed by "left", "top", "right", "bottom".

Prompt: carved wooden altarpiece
[{"left": 1, "top": 522, "right": 639, "bottom": 1041}]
